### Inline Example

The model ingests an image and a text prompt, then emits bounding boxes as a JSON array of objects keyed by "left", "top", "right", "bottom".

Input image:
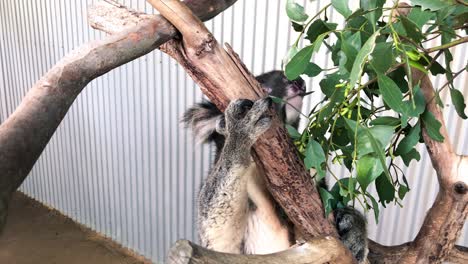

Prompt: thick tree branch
[
  {"left": 166, "top": 237, "right": 356, "bottom": 264},
  {"left": 368, "top": 241, "right": 468, "bottom": 264},
  {"left": 0, "top": 0, "right": 236, "bottom": 232},
  {"left": 144, "top": 0, "right": 338, "bottom": 239}
]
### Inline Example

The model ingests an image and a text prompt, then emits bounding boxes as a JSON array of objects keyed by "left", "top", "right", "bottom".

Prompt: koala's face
[{"left": 216, "top": 98, "right": 273, "bottom": 145}]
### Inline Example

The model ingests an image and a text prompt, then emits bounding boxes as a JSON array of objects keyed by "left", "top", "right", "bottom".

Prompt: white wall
[{"left": 0, "top": 0, "right": 466, "bottom": 263}]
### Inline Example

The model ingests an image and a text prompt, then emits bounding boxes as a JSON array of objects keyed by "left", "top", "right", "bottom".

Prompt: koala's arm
[{"left": 197, "top": 141, "right": 252, "bottom": 253}]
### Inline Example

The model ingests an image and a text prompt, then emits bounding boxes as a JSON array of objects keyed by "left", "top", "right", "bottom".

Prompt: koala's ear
[{"left": 215, "top": 116, "right": 227, "bottom": 135}]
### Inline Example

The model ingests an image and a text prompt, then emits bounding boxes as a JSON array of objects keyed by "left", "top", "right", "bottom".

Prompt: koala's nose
[{"left": 265, "top": 97, "right": 273, "bottom": 107}]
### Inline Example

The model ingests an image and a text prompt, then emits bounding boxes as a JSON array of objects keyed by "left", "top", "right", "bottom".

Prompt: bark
[
  {"left": 367, "top": 241, "right": 468, "bottom": 264},
  {"left": 0, "top": 0, "right": 237, "bottom": 232},
  {"left": 145, "top": 0, "right": 337, "bottom": 239},
  {"left": 166, "top": 237, "right": 356, "bottom": 264}
]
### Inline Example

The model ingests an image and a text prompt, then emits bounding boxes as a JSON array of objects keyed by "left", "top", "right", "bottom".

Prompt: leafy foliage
[{"left": 284, "top": 0, "right": 467, "bottom": 220}]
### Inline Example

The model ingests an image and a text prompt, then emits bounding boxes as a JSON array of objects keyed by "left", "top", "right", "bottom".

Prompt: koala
[{"left": 183, "top": 71, "right": 368, "bottom": 262}]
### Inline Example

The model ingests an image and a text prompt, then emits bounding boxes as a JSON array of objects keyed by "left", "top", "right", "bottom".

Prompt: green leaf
[
  {"left": 285, "top": 45, "right": 314, "bottom": 80},
  {"left": 368, "top": 194, "right": 380, "bottom": 223},
  {"left": 343, "top": 119, "right": 394, "bottom": 158},
  {"left": 270, "top": 96, "right": 283, "bottom": 104},
  {"left": 407, "top": 7, "right": 435, "bottom": 29},
  {"left": 375, "top": 173, "right": 395, "bottom": 207},
  {"left": 319, "top": 187, "right": 335, "bottom": 216},
  {"left": 410, "top": 0, "right": 456, "bottom": 11},
  {"left": 370, "top": 116, "right": 400, "bottom": 127},
  {"left": 286, "top": 0, "right": 309, "bottom": 22},
  {"left": 332, "top": 0, "right": 352, "bottom": 18},
  {"left": 450, "top": 88, "right": 467, "bottom": 119},
  {"left": 304, "top": 139, "right": 326, "bottom": 180},
  {"left": 370, "top": 42, "right": 394, "bottom": 74},
  {"left": 400, "top": 16, "right": 425, "bottom": 42},
  {"left": 349, "top": 30, "right": 379, "bottom": 88},
  {"left": 286, "top": 124, "right": 302, "bottom": 139},
  {"left": 400, "top": 148, "right": 421, "bottom": 166},
  {"left": 283, "top": 46, "right": 299, "bottom": 66},
  {"left": 357, "top": 154, "right": 384, "bottom": 192},
  {"left": 304, "top": 63, "right": 322, "bottom": 77},
  {"left": 395, "top": 122, "right": 421, "bottom": 156},
  {"left": 360, "top": 0, "right": 385, "bottom": 29},
  {"left": 306, "top": 20, "right": 335, "bottom": 43},
  {"left": 292, "top": 21, "right": 304, "bottom": 32},
  {"left": 398, "top": 185, "right": 409, "bottom": 200},
  {"left": 421, "top": 110, "right": 445, "bottom": 142},
  {"left": 378, "top": 74, "right": 405, "bottom": 113},
  {"left": 313, "top": 32, "right": 328, "bottom": 54}
]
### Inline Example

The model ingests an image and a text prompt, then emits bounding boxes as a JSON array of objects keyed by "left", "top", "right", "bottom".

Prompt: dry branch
[
  {"left": 0, "top": 0, "right": 237, "bottom": 232},
  {"left": 166, "top": 237, "right": 356, "bottom": 264},
  {"left": 144, "top": 0, "right": 337, "bottom": 238}
]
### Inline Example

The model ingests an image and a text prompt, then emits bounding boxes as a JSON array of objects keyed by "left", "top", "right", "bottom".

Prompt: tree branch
[
  {"left": 166, "top": 238, "right": 356, "bottom": 264},
  {"left": 0, "top": 0, "right": 237, "bottom": 232},
  {"left": 144, "top": 0, "right": 338, "bottom": 239},
  {"left": 368, "top": 240, "right": 468, "bottom": 264}
]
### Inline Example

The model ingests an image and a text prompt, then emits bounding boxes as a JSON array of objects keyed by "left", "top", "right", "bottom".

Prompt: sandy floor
[{"left": 0, "top": 192, "right": 149, "bottom": 264}]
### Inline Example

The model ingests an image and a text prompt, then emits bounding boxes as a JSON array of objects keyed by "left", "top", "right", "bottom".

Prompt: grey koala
[{"left": 183, "top": 71, "right": 368, "bottom": 262}]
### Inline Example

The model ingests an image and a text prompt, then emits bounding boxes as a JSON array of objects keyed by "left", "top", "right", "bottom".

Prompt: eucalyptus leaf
[
  {"left": 368, "top": 195, "right": 380, "bottom": 223},
  {"left": 349, "top": 30, "right": 379, "bottom": 88},
  {"left": 400, "top": 148, "right": 421, "bottom": 166},
  {"left": 304, "top": 139, "right": 326, "bottom": 180},
  {"left": 319, "top": 187, "right": 335, "bottom": 216},
  {"left": 398, "top": 185, "right": 409, "bottom": 200},
  {"left": 304, "top": 63, "right": 322, "bottom": 77},
  {"left": 370, "top": 116, "right": 400, "bottom": 127},
  {"left": 286, "top": 124, "right": 302, "bottom": 139},
  {"left": 395, "top": 122, "right": 421, "bottom": 155},
  {"left": 378, "top": 74, "right": 405, "bottom": 113},
  {"left": 332, "top": 0, "right": 352, "bottom": 18},
  {"left": 357, "top": 154, "right": 384, "bottom": 192},
  {"left": 370, "top": 42, "right": 394, "bottom": 74},
  {"left": 375, "top": 173, "right": 395, "bottom": 207},
  {"left": 306, "top": 20, "right": 335, "bottom": 43},
  {"left": 410, "top": 0, "right": 456, "bottom": 11},
  {"left": 400, "top": 16, "right": 425, "bottom": 42},
  {"left": 421, "top": 110, "right": 445, "bottom": 142},
  {"left": 450, "top": 88, "right": 467, "bottom": 119},
  {"left": 285, "top": 45, "right": 314, "bottom": 80},
  {"left": 286, "top": 0, "right": 309, "bottom": 22}
]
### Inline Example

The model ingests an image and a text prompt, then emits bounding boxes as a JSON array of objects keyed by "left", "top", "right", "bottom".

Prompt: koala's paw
[
  {"left": 334, "top": 207, "right": 368, "bottom": 263},
  {"left": 219, "top": 97, "right": 273, "bottom": 145}
]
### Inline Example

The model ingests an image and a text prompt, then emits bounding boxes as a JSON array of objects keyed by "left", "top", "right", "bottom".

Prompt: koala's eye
[{"left": 234, "top": 99, "right": 253, "bottom": 119}]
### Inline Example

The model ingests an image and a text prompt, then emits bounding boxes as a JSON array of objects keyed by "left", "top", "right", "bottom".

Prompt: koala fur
[{"left": 183, "top": 71, "right": 368, "bottom": 262}]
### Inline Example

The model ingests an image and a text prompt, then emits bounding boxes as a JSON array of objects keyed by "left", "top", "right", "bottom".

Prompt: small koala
[{"left": 184, "top": 71, "right": 368, "bottom": 262}]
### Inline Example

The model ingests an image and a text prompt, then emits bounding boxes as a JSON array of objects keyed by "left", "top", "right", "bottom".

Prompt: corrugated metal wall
[{"left": 0, "top": 0, "right": 466, "bottom": 263}]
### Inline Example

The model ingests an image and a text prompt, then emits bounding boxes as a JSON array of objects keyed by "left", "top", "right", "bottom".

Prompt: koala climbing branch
[{"left": 145, "top": 0, "right": 338, "bottom": 239}]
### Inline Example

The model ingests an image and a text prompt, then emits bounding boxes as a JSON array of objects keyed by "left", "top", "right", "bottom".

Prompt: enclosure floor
[{"left": 0, "top": 192, "right": 148, "bottom": 264}]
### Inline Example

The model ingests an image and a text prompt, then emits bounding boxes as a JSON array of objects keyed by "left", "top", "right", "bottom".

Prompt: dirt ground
[{"left": 0, "top": 192, "right": 149, "bottom": 264}]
